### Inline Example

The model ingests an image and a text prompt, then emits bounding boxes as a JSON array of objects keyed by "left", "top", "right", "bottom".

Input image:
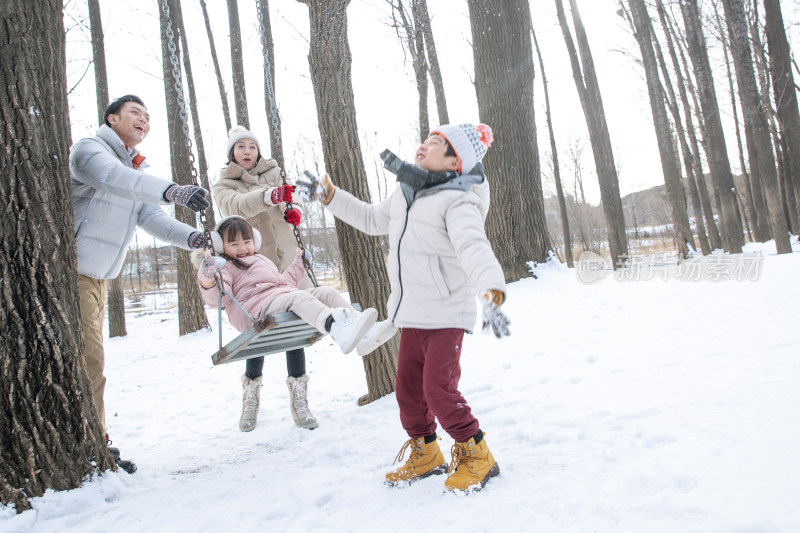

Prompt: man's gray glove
[
  {"left": 164, "top": 184, "right": 210, "bottom": 212},
  {"left": 188, "top": 231, "right": 206, "bottom": 249}
]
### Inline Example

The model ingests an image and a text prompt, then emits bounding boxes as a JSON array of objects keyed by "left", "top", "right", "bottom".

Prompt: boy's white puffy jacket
[
  {"left": 325, "top": 174, "right": 506, "bottom": 332},
  {"left": 70, "top": 125, "right": 194, "bottom": 279}
]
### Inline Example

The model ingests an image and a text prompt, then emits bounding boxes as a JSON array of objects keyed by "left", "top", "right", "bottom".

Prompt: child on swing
[
  {"left": 296, "top": 123, "right": 510, "bottom": 493},
  {"left": 195, "top": 215, "right": 380, "bottom": 355}
]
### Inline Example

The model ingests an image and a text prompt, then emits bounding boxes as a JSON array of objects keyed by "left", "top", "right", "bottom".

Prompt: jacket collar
[
  {"left": 224, "top": 157, "right": 278, "bottom": 185},
  {"left": 96, "top": 124, "right": 148, "bottom": 169},
  {"left": 400, "top": 163, "right": 486, "bottom": 205}
]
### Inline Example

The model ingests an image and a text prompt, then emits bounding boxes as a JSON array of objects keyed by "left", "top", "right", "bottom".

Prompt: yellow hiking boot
[
  {"left": 444, "top": 433, "right": 500, "bottom": 492},
  {"left": 385, "top": 436, "right": 448, "bottom": 486}
]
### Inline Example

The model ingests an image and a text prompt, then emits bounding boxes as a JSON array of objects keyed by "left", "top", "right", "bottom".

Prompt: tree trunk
[
  {"left": 298, "top": 0, "right": 397, "bottom": 404},
  {"left": 628, "top": 0, "right": 695, "bottom": 258},
  {"left": 411, "top": 2, "right": 429, "bottom": 140},
  {"left": 227, "top": 0, "right": 249, "bottom": 129},
  {"left": 87, "top": 0, "right": 108, "bottom": 125},
  {"left": 174, "top": 0, "right": 215, "bottom": 229},
  {"left": 533, "top": 25, "right": 573, "bottom": 267},
  {"left": 555, "top": 0, "right": 628, "bottom": 268},
  {"left": 88, "top": 0, "right": 128, "bottom": 335},
  {"left": 1, "top": 0, "right": 115, "bottom": 513},
  {"left": 679, "top": 0, "right": 743, "bottom": 253},
  {"left": 712, "top": 0, "right": 761, "bottom": 242},
  {"left": 469, "top": 0, "right": 552, "bottom": 278},
  {"left": 389, "top": 0, "right": 430, "bottom": 142},
  {"left": 657, "top": 0, "right": 722, "bottom": 250},
  {"left": 721, "top": 0, "right": 790, "bottom": 252},
  {"left": 200, "top": 0, "right": 232, "bottom": 132},
  {"left": 414, "top": 0, "right": 448, "bottom": 125},
  {"left": 649, "top": 2, "right": 710, "bottom": 254},
  {"left": 256, "top": 0, "right": 286, "bottom": 168},
  {"left": 764, "top": 0, "right": 800, "bottom": 234},
  {"left": 778, "top": 133, "right": 800, "bottom": 233},
  {"left": 159, "top": 0, "right": 210, "bottom": 335}
]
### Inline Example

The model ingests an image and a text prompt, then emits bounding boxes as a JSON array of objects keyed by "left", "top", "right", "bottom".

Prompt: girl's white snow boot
[
  {"left": 286, "top": 374, "right": 319, "bottom": 429},
  {"left": 239, "top": 374, "right": 263, "bottom": 432}
]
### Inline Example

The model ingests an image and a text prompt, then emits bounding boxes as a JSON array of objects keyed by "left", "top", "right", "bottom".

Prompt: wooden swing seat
[{"left": 210, "top": 303, "right": 361, "bottom": 366}]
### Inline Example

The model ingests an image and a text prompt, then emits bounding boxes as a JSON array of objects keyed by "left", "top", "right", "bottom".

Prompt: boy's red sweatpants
[{"left": 395, "top": 328, "right": 479, "bottom": 443}]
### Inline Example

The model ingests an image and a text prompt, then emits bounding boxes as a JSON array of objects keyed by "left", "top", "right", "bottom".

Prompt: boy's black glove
[{"left": 380, "top": 149, "right": 455, "bottom": 191}]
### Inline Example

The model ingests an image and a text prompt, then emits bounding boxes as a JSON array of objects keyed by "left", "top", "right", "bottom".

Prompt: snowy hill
[{"left": 2, "top": 240, "right": 799, "bottom": 532}]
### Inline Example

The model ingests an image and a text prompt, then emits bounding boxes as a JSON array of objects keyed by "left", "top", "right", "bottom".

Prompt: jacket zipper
[{"left": 391, "top": 197, "right": 414, "bottom": 323}]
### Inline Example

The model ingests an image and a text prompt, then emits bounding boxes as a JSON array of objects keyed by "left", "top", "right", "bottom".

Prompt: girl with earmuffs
[{"left": 195, "top": 216, "right": 383, "bottom": 428}]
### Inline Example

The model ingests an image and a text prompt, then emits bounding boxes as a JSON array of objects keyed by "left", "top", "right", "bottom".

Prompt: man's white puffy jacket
[
  {"left": 70, "top": 125, "right": 195, "bottom": 279},
  {"left": 325, "top": 172, "right": 506, "bottom": 332}
]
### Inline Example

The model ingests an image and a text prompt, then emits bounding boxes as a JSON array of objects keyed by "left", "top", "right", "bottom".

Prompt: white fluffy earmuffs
[{"left": 210, "top": 215, "right": 262, "bottom": 254}]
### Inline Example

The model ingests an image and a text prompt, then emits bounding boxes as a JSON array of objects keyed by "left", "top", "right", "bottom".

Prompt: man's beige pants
[{"left": 78, "top": 275, "right": 107, "bottom": 432}]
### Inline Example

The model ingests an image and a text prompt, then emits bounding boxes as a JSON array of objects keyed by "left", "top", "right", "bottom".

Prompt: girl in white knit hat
[{"left": 297, "top": 123, "right": 510, "bottom": 493}]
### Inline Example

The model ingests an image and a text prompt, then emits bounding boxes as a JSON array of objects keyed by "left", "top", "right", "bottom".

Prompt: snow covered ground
[{"left": 3, "top": 239, "right": 799, "bottom": 532}]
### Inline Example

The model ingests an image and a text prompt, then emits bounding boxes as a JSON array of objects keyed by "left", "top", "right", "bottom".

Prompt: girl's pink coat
[{"left": 198, "top": 251, "right": 306, "bottom": 332}]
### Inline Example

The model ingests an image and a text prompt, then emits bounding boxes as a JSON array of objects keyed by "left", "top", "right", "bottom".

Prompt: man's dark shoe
[
  {"left": 115, "top": 457, "right": 137, "bottom": 474},
  {"left": 105, "top": 433, "right": 136, "bottom": 473}
]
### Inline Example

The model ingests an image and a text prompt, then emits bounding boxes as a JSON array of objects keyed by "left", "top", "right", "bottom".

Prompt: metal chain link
[
  {"left": 256, "top": 0, "right": 317, "bottom": 287},
  {"left": 159, "top": 0, "right": 212, "bottom": 250}
]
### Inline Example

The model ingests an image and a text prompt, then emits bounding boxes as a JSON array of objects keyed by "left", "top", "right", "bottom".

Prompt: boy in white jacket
[{"left": 298, "top": 123, "right": 510, "bottom": 492}]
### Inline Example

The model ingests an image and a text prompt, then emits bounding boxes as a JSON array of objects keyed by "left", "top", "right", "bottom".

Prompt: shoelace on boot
[
  {"left": 448, "top": 442, "right": 474, "bottom": 474},
  {"left": 393, "top": 438, "right": 423, "bottom": 465},
  {"left": 290, "top": 380, "right": 313, "bottom": 419},
  {"left": 242, "top": 384, "right": 259, "bottom": 415}
]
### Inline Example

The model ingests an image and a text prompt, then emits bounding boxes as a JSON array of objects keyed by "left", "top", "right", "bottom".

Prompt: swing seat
[{"left": 210, "top": 304, "right": 362, "bottom": 365}]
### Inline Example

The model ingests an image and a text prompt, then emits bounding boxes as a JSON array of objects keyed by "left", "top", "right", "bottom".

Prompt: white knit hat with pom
[{"left": 430, "top": 123, "right": 494, "bottom": 174}]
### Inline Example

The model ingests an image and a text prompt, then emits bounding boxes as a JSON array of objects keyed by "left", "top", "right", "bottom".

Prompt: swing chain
[
  {"left": 159, "top": 0, "right": 213, "bottom": 249},
  {"left": 256, "top": 0, "right": 317, "bottom": 287}
]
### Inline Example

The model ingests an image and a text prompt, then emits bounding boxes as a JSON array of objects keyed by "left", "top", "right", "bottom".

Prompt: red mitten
[
  {"left": 269, "top": 184, "right": 295, "bottom": 205},
  {"left": 284, "top": 207, "right": 302, "bottom": 226}
]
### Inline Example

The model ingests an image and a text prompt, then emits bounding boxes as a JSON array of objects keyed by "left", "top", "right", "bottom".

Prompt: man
[{"left": 70, "top": 95, "right": 209, "bottom": 473}]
